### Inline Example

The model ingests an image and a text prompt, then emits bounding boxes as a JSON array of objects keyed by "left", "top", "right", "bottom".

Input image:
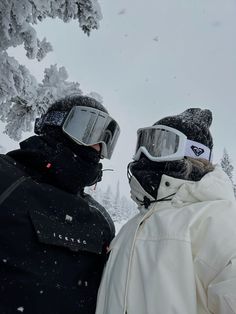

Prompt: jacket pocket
[{"left": 28, "top": 208, "right": 104, "bottom": 254}]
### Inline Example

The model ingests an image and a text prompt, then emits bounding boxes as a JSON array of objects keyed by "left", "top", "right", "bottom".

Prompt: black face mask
[
  {"left": 56, "top": 136, "right": 103, "bottom": 189},
  {"left": 128, "top": 156, "right": 168, "bottom": 199},
  {"left": 49, "top": 144, "right": 103, "bottom": 192},
  {"left": 128, "top": 155, "right": 207, "bottom": 200}
]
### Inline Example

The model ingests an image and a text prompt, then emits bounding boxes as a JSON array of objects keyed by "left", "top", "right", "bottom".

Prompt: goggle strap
[
  {"left": 185, "top": 139, "right": 212, "bottom": 161},
  {"left": 43, "top": 111, "right": 67, "bottom": 127},
  {"left": 35, "top": 111, "right": 67, "bottom": 133}
]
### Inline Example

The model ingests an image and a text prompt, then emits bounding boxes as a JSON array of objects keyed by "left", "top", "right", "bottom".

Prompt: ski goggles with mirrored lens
[
  {"left": 133, "top": 125, "right": 212, "bottom": 162},
  {"left": 35, "top": 106, "right": 120, "bottom": 159},
  {"left": 62, "top": 106, "right": 120, "bottom": 159}
]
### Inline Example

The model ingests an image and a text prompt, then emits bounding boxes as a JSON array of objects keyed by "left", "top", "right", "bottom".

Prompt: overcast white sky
[{"left": 2, "top": 0, "right": 236, "bottom": 197}]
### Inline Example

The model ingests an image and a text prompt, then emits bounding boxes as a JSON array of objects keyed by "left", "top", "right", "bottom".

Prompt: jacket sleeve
[{"left": 207, "top": 257, "right": 236, "bottom": 314}]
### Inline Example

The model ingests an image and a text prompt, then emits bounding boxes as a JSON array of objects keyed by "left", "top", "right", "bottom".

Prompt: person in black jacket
[{"left": 0, "top": 95, "right": 120, "bottom": 314}]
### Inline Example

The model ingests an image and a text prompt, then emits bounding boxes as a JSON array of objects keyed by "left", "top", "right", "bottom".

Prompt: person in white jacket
[{"left": 96, "top": 108, "right": 236, "bottom": 314}]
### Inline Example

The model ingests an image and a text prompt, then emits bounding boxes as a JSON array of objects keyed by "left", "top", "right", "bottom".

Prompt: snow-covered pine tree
[
  {"left": 221, "top": 148, "right": 234, "bottom": 183},
  {"left": 220, "top": 148, "right": 236, "bottom": 197},
  {"left": 102, "top": 186, "right": 114, "bottom": 217},
  {"left": 112, "top": 181, "right": 120, "bottom": 221},
  {"left": 101, "top": 182, "right": 138, "bottom": 223},
  {"left": 0, "top": 0, "right": 102, "bottom": 140},
  {"left": 86, "top": 182, "right": 138, "bottom": 223},
  {"left": 119, "top": 195, "right": 138, "bottom": 221}
]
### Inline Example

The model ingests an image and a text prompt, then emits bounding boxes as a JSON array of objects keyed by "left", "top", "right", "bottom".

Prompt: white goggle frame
[{"left": 133, "top": 125, "right": 212, "bottom": 162}]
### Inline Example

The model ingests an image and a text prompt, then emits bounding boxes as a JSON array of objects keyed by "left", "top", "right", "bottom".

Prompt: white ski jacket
[{"left": 96, "top": 166, "right": 236, "bottom": 314}]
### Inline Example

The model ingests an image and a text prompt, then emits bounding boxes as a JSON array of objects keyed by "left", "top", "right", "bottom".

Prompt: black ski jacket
[{"left": 0, "top": 154, "right": 115, "bottom": 314}]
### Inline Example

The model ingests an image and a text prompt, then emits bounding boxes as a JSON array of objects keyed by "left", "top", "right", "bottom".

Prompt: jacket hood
[{"left": 171, "top": 165, "right": 235, "bottom": 206}]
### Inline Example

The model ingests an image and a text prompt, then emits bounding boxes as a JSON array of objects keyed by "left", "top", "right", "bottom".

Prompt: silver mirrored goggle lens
[
  {"left": 62, "top": 106, "right": 120, "bottom": 159},
  {"left": 135, "top": 128, "right": 180, "bottom": 160}
]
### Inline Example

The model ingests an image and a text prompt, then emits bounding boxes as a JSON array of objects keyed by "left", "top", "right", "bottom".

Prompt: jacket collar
[
  {"left": 129, "top": 174, "right": 180, "bottom": 212},
  {"left": 7, "top": 136, "right": 102, "bottom": 195}
]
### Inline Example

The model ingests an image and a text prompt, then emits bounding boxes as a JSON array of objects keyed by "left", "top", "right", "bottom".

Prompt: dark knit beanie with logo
[
  {"left": 129, "top": 108, "right": 214, "bottom": 200},
  {"left": 155, "top": 108, "right": 213, "bottom": 150}
]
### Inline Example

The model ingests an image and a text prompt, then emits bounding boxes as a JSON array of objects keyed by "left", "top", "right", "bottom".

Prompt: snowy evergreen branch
[
  {"left": 0, "top": 57, "right": 82, "bottom": 140},
  {"left": 0, "top": 0, "right": 102, "bottom": 54},
  {"left": 0, "top": 0, "right": 102, "bottom": 140}
]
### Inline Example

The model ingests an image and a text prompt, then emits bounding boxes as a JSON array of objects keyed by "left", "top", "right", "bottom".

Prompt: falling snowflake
[
  {"left": 118, "top": 8, "right": 126, "bottom": 15},
  {"left": 65, "top": 214, "right": 73, "bottom": 222}
]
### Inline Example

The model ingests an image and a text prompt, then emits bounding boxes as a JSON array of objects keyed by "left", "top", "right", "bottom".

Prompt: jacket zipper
[{"left": 123, "top": 204, "right": 156, "bottom": 313}]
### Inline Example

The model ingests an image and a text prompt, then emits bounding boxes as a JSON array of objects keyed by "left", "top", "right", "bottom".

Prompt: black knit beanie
[
  {"left": 34, "top": 95, "right": 108, "bottom": 160},
  {"left": 155, "top": 108, "right": 213, "bottom": 150},
  {"left": 129, "top": 108, "right": 214, "bottom": 200},
  {"left": 35, "top": 95, "right": 108, "bottom": 136}
]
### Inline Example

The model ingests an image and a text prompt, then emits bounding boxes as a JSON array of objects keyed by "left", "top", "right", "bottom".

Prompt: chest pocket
[{"left": 28, "top": 208, "right": 104, "bottom": 255}]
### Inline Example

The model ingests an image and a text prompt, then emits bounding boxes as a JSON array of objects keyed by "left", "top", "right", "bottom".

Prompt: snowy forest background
[{"left": 1, "top": 1, "right": 236, "bottom": 229}]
